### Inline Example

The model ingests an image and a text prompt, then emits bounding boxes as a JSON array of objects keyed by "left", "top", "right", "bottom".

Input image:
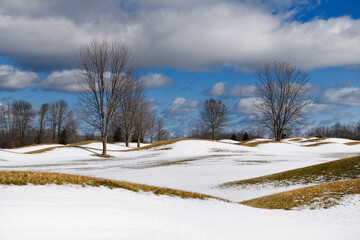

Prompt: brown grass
[
  {"left": 10, "top": 143, "right": 63, "bottom": 149},
  {"left": 0, "top": 171, "right": 229, "bottom": 201},
  {"left": 68, "top": 140, "right": 102, "bottom": 147},
  {"left": 241, "top": 178, "right": 360, "bottom": 210},
  {"left": 240, "top": 140, "right": 279, "bottom": 147},
  {"left": 25, "top": 146, "right": 65, "bottom": 154},
  {"left": 219, "top": 155, "right": 360, "bottom": 188},
  {"left": 301, "top": 137, "right": 328, "bottom": 143},
  {"left": 344, "top": 142, "right": 360, "bottom": 146},
  {"left": 303, "top": 142, "right": 333, "bottom": 147},
  {"left": 286, "top": 138, "right": 303, "bottom": 142}
]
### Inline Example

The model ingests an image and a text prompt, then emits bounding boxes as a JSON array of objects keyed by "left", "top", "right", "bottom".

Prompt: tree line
[
  {"left": 0, "top": 100, "right": 77, "bottom": 148},
  {"left": 307, "top": 122, "right": 360, "bottom": 140},
  {"left": 0, "top": 97, "right": 168, "bottom": 149}
]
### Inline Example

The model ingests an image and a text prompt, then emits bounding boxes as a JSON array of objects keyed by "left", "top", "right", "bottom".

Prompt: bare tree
[
  {"left": 155, "top": 118, "right": 168, "bottom": 141},
  {"left": 11, "top": 100, "right": 35, "bottom": 146},
  {"left": 0, "top": 103, "right": 15, "bottom": 147},
  {"left": 76, "top": 39, "right": 136, "bottom": 155},
  {"left": 254, "top": 61, "right": 312, "bottom": 141},
  {"left": 133, "top": 99, "right": 153, "bottom": 147},
  {"left": 36, "top": 103, "right": 49, "bottom": 143},
  {"left": 49, "top": 100, "right": 71, "bottom": 143},
  {"left": 57, "top": 100, "right": 71, "bottom": 141},
  {"left": 200, "top": 99, "right": 228, "bottom": 140},
  {"left": 147, "top": 113, "right": 157, "bottom": 143},
  {"left": 49, "top": 101, "right": 59, "bottom": 143},
  {"left": 118, "top": 79, "right": 143, "bottom": 147}
]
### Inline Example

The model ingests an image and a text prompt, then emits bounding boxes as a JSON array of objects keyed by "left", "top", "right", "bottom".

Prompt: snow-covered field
[{"left": 1, "top": 138, "right": 359, "bottom": 239}]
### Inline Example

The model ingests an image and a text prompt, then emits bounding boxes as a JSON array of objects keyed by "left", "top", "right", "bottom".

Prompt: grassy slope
[
  {"left": 0, "top": 171, "right": 228, "bottom": 201},
  {"left": 219, "top": 155, "right": 360, "bottom": 188},
  {"left": 241, "top": 178, "right": 360, "bottom": 210}
]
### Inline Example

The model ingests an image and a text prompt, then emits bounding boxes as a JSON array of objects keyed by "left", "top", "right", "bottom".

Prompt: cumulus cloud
[
  {"left": 203, "top": 82, "right": 256, "bottom": 98},
  {"left": 164, "top": 97, "right": 201, "bottom": 115},
  {"left": 203, "top": 82, "right": 227, "bottom": 96},
  {"left": 41, "top": 70, "right": 80, "bottom": 92},
  {"left": 232, "top": 97, "right": 259, "bottom": 114},
  {"left": 302, "top": 100, "right": 343, "bottom": 114},
  {"left": 141, "top": 73, "right": 174, "bottom": 88},
  {"left": 0, "top": 65, "right": 39, "bottom": 90},
  {"left": 319, "top": 87, "right": 360, "bottom": 106},
  {"left": 0, "top": 1, "right": 359, "bottom": 71}
]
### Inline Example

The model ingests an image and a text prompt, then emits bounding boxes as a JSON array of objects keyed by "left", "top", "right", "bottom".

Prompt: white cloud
[
  {"left": 233, "top": 97, "right": 259, "bottom": 114},
  {"left": 203, "top": 82, "right": 256, "bottom": 98},
  {"left": 141, "top": 73, "right": 174, "bottom": 88},
  {"left": 41, "top": 70, "right": 80, "bottom": 92},
  {"left": 203, "top": 82, "right": 227, "bottom": 96},
  {"left": 302, "top": 100, "right": 343, "bottom": 114},
  {"left": 0, "top": 65, "right": 39, "bottom": 90},
  {"left": 164, "top": 97, "right": 201, "bottom": 115},
  {"left": 0, "top": 1, "right": 359, "bottom": 71},
  {"left": 319, "top": 87, "right": 360, "bottom": 106}
]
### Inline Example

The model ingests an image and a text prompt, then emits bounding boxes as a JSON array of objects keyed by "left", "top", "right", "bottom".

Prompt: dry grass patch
[
  {"left": 68, "top": 140, "right": 102, "bottom": 147},
  {"left": 286, "top": 138, "right": 303, "bottom": 142},
  {"left": 240, "top": 140, "right": 279, "bottom": 147},
  {"left": 344, "top": 142, "right": 360, "bottom": 146},
  {"left": 301, "top": 137, "right": 328, "bottom": 143},
  {"left": 0, "top": 171, "right": 229, "bottom": 201},
  {"left": 219, "top": 155, "right": 360, "bottom": 188},
  {"left": 25, "top": 146, "right": 65, "bottom": 154},
  {"left": 241, "top": 178, "right": 360, "bottom": 210},
  {"left": 10, "top": 143, "right": 63, "bottom": 149},
  {"left": 303, "top": 142, "right": 333, "bottom": 147}
]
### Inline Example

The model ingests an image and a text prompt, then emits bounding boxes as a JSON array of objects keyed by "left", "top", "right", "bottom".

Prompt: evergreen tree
[
  {"left": 231, "top": 133, "right": 237, "bottom": 141},
  {"left": 113, "top": 127, "right": 123, "bottom": 142},
  {"left": 59, "top": 129, "right": 69, "bottom": 144},
  {"left": 242, "top": 132, "right": 249, "bottom": 141}
]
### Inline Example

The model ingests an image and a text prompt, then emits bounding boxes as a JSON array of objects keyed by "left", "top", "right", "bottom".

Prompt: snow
[
  {"left": 1, "top": 184, "right": 359, "bottom": 240},
  {"left": 0, "top": 138, "right": 359, "bottom": 239}
]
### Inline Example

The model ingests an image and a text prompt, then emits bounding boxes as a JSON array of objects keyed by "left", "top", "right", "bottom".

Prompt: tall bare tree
[
  {"left": 155, "top": 118, "right": 167, "bottom": 141},
  {"left": 0, "top": 102, "right": 15, "bottom": 147},
  {"left": 36, "top": 103, "right": 49, "bottom": 143},
  {"left": 57, "top": 100, "right": 71, "bottom": 141},
  {"left": 11, "top": 100, "right": 35, "bottom": 146},
  {"left": 200, "top": 99, "right": 228, "bottom": 140},
  {"left": 49, "top": 101, "right": 59, "bottom": 143},
  {"left": 118, "top": 79, "right": 143, "bottom": 147},
  {"left": 133, "top": 99, "right": 153, "bottom": 147},
  {"left": 76, "top": 39, "right": 136, "bottom": 155},
  {"left": 254, "top": 61, "right": 312, "bottom": 141},
  {"left": 49, "top": 100, "right": 71, "bottom": 143}
]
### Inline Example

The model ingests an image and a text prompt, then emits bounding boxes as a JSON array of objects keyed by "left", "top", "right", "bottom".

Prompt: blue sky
[{"left": 0, "top": 0, "right": 359, "bottom": 136}]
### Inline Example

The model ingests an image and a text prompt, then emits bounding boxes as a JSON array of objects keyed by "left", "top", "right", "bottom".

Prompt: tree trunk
[
  {"left": 102, "top": 135, "right": 107, "bottom": 155},
  {"left": 125, "top": 133, "right": 130, "bottom": 147},
  {"left": 137, "top": 134, "right": 141, "bottom": 148},
  {"left": 211, "top": 128, "right": 215, "bottom": 141}
]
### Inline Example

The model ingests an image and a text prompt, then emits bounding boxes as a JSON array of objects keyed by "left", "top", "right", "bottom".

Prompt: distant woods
[
  {"left": 0, "top": 100, "right": 77, "bottom": 148},
  {"left": 0, "top": 97, "right": 168, "bottom": 149}
]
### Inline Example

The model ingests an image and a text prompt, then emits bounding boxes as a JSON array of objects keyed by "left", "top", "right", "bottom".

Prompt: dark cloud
[{"left": 0, "top": 0, "right": 359, "bottom": 72}]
